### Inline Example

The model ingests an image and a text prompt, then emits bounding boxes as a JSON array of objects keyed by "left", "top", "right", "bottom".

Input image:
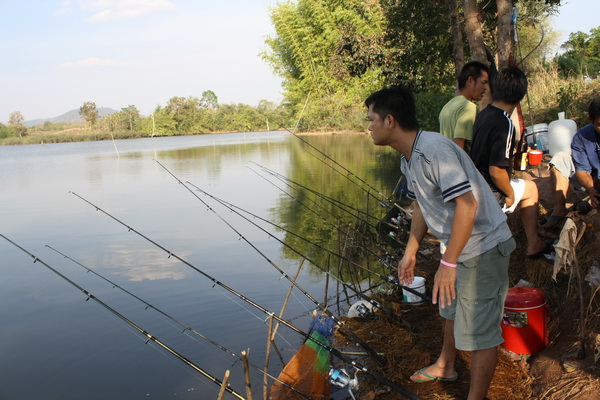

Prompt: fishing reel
[{"left": 329, "top": 368, "right": 359, "bottom": 400}]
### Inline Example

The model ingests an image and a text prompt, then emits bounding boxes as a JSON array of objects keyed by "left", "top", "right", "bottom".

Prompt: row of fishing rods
[
  {"left": 182, "top": 170, "right": 425, "bottom": 334},
  {"left": 148, "top": 161, "right": 425, "bottom": 357},
  {"left": 24, "top": 187, "right": 422, "bottom": 400},
  {"left": 2, "top": 134, "right": 424, "bottom": 398}
]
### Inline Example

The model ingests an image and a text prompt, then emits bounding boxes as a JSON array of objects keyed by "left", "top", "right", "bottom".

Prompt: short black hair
[
  {"left": 364, "top": 86, "right": 420, "bottom": 131},
  {"left": 588, "top": 96, "right": 600, "bottom": 120},
  {"left": 491, "top": 66, "right": 528, "bottom": 104},
  {"left": 457, "top": 61, "right": 490, "bottom": 90}
]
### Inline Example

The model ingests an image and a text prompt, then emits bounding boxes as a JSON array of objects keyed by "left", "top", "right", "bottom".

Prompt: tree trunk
[
  {"left": 496, "top": 0, "right": 515, "bottom": 68},
  {"left": 462, "top": 0, "right": 486, "bottom": 63},
  {"left": 446, "top": 0, "right": 465, "bottom": 81}
]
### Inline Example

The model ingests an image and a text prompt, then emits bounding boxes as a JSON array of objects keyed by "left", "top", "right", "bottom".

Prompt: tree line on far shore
[{"left": 0, "top": 90, "right": 296, "bottom": 143}]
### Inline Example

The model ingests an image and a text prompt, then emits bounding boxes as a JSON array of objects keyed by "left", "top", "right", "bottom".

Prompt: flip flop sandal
[{"left": 410, "top": 365, "right": 458, "bottom": 383}]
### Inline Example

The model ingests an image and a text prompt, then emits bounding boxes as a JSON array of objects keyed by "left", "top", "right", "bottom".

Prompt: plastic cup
[{"left": 528, "top": 150, "right": 543, "bottom": 166}]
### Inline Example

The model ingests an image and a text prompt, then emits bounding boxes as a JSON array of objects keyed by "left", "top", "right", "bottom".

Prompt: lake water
[{"left": 0, "top": 131, "right": 400, "bottom": 400}]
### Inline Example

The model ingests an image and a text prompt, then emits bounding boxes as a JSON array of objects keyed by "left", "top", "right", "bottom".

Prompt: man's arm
[
  {"left": 433, "top": 191, "right": 478, "bottom": 308},
  {"left": 453, "top": 137, "right": 466, "bottom": 149},
  {"left": 398, "top": 201, "right": 428, "bottom": 285},
  {"left": 575, "top": 171, "right": 600, "bottom": 208},
  {"left": 489, "top": 165, "right": 515, "bottom": 208}
]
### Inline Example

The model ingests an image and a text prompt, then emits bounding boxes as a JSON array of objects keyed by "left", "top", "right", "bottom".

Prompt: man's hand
[
  {"left": 398, "top": 254, "right": 416, "bottom": 286},
  {"left": 504, "top": 194, "right": 515, "bottom": 210},
  {"left": 588, "top": 187, "right": 600, "bottom": 208},
  {"left": 432, "top": 263, "right": 457, "bottom": 308}
]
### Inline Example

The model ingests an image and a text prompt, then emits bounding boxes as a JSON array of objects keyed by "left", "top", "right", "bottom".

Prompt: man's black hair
[
  {"left": 588, "top": 96, "right": 600, "bottom": 120},
  {"left": 364, "top": 86, "right": 420, "bottom": 131},
  {"left": 491, "top": 66, "right": 528, "bottom": 105},
  {"left": 457, "top": 61, "right": 490, "bottom": 90}
]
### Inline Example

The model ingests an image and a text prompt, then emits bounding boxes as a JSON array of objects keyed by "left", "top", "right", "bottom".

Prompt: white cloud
[
  {"left": 60, "top": 57, "right": 120, "bottom": 67},
  {"left": 83, "top": 0, "right": 175, "bottom": 22},
  {"left": 54, "top": 0, "right": 74, "bottom": 16}
]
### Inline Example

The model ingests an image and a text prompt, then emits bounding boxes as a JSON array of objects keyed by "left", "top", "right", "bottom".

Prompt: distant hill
[{"left": 25, "top": 107, "right": 118, "bottom": 127}]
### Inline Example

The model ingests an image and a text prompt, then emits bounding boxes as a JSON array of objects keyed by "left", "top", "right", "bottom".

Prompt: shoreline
[{"left": 1, "top": 129, "right": 367, "bottom": 146}]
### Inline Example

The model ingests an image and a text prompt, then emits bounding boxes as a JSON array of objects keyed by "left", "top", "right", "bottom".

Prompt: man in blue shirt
[{"left": 543, "top": 96, "right": 600, "bottom": 228}]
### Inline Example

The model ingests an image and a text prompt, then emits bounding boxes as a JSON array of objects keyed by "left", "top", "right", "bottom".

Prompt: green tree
[
  {"left": 263, "top": 0, "right": 386, "bottom": 131},
  {"left": 200, "top": 90, "right": 219, "bottom": 109},
  {"left": 79, "top": 101, "right": 99, "bottom": 129},
  {"left": 8, "top": 111, "right": 27, "bottom": 137},
  {"left": 119, "top": 105, "right": 140, "bottom": 131},
  {"left": 556, "top": 28, "right": 600, "bottom": 77}
]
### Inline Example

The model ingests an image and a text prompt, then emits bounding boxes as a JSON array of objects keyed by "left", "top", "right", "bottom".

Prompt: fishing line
[
  {"left": 44, "top": 245, "right": 313, "bottom": 399},
  {"left": 186, "top": 183, "right": 412, "bottom": 295},
  {"left": 252, "top": 163, "right": 383, "bottom": 229},
  {"left": 247, "top": 166, "right": 381, "bottom": 256},
  {"left": 1, "top": 234, "right": 246, "bottom": 400},
  {"left": 67, "top": 192, "right": 422, "bottom": 400},
  {"left": 182, "top": 182, "right": 424, "bottom": 334},
  {"left": 284, "top": 128, "right": 393, "bottom": 208},
  {"left": 154, "top": 160, "right": 387, "bottom": 367},
  {"left": 246, "top": 166, "right": 426, "bottom": 290}
]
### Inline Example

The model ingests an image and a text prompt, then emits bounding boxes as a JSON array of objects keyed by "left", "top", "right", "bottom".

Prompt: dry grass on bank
[{"left": 526, "top": 67, "right": 600, "bottom": 126}]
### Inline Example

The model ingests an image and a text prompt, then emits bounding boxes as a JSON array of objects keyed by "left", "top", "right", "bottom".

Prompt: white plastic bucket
[
  {"left": 526, "top": 123, "right": 549, "bottom": 153},
  {"left": 402, "top": 276, "right": 426, "bottom": 305}
]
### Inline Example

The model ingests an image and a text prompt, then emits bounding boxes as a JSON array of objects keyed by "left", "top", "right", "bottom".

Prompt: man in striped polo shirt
[{"left": 366, "top": 86, "right": 515, "bottom": 400}]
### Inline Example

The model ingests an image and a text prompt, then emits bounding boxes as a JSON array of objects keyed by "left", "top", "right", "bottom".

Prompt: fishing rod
[
  {"left": 251, "top": 164, "right": 417, "bottom": 261},
  {"left": 67, "top": 193, "right": 422, "bottom": 400},
  {"left": 247, "top": 165, "right": 382, "bottom": 256},
  {"left": 44, "top": 245, "right": 314, "bottom": 400},
  {"left": 153, "top": 160, "right": 387, "bottom": 366},
  {"left": 251, "top": 162, "right": 384, "bottom": 229},
  {"left": 185, "top": 183, "right": 427, "bottom": 305},
  {"left": 0, "top": 234, "right": 246, "bottom": 400},
  {"left": 284, "top": 128, "right": 394, "bottom": 208},
  {"left": 247, "top": 164, "right": 416, "bottom": 273},
  {"left": 185, "top": 182, "right": 423, "bottom": 334},
  {"left": 256, "top": 163, "right": 382, "bottom": 223}
]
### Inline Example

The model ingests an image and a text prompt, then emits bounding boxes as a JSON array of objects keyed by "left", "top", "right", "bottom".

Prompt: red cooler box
[{"left": 501, "top": 286, "right": 548, "bottom": 354}]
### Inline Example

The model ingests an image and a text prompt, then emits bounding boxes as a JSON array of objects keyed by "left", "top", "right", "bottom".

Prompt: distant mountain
[{"left": 25, "top": 107, "right": 118, "bottom": 127}]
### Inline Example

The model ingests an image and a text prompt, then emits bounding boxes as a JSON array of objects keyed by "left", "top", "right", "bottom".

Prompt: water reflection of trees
[{"left": 276, "top": 134, "right": 401, "bottom": 284}]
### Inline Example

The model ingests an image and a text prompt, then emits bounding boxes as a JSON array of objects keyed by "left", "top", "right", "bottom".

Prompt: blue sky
[{"left": 0, "top": 0, "right": 598, "bottom": 123}]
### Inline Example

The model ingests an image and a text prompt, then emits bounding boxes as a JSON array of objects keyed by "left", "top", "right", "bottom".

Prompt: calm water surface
[{"left": 0, "top": 131, "right": 400, "bottom": 399}]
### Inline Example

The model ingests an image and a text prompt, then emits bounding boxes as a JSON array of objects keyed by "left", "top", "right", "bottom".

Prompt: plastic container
[
  {"left": 548, "top": 112, "right": 577, "bottom": 156},
  {"left": 528, "top": 149, "right": 543, "bottom": 166},
  {"left": 402, "top": 276, "right": 426, "bottom": 305},
  {"left": 501, "top": 286, "right": 548, "bottom": 354},
  {"left": 525, "top": 123, "right": 549, "bottom": 153}
]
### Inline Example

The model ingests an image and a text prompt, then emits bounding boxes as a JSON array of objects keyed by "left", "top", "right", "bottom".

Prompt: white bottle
[{"left": 548, "top": 112, "right": 577, "bottom": 156}]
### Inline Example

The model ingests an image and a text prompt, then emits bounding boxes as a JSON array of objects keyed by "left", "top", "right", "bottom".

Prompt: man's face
[
  {"left": 591, "top": 116, "right": 600, "bottom": 135},
  {"left": 469, "top": 71, "right": 489, "bottom": 101},
  {"left": 367, "top": 105, "right": 388, "bottom": 146}
]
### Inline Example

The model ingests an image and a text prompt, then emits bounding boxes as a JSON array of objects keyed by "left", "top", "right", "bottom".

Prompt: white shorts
[{"left": 502, "top": 179, "right": 526, "bottom": 214}]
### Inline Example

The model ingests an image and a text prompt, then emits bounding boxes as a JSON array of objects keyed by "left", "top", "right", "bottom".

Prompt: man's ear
[{"left": 385, "top": 114, "right": 395, "bottom": 128}]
